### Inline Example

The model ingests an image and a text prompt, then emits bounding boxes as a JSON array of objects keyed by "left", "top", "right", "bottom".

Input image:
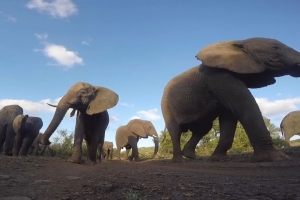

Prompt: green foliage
[
  {"left": 158, "top": 130, "right": 192, "bottom": 156},
  {"left": 43, "top": 129, "right": 87, "bottom": 158}
]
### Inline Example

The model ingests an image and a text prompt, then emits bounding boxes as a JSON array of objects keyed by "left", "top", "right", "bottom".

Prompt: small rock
[
  {"left": 61, "top": 197, "right": 70, "bottom": 200},
  {"left": 0, "top": 197, "right": 31, "bottom": 200},
  {"left": 96, "top": 183, "right": 115, "bottom": 191},
  {"left": 66, "top": 176, "right": 82, "bottom": 180},
  {"left": 34, "top": 180, "right": 52, "bottom": 183},
  {"left": 0, "top": 175, "right": 11, "bottom": 180}
]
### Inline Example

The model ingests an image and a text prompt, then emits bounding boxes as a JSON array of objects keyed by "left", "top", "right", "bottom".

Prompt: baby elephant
[
  {"left": 115, "top": 119, "right": 159, "bottom": 162},
  {"left": 98, "top": 141, "right": 114, "bottom": 160},
  {"left": 12, "top": 115, "right": 43, "bottom": 156}
]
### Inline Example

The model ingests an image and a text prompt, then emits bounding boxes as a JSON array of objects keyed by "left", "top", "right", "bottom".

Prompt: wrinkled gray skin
[
  {"left": 41, "top": 82, "right": 119, "bottom": 165},
  {"left": 161, "top": 37, "right": 300, "bottom": 163},
  {"left": 98, "top": 141, "right": 114, "bottom": 160},
  {"left": 115, "top": 119, "right": 159, "bottom": 162},
  {"left": 12, "top": 115, "right": 43, "bottom": 156},
  {"left": 28, "top": 133, "right": 47, "bottom": 156},
  {"left": 0, "top": 105, "right": 23, "bottom": 156},
  {"left": 280, "top": 111, "right": 300, "bottom": 147}
]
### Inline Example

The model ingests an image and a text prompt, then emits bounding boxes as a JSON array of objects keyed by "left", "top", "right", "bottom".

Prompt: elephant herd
[{"left": 1, "top": 37, "right": 300, "bottom": 165}]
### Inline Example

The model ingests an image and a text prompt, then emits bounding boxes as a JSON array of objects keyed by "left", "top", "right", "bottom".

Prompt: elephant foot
[
  {"left": 67, "top": 157, "right": 81, "bottom": 164},
  {"left": 86, "top": 160, "right": 96, "bottom": 166},
  {"left": 210, "top": 153, "right": 230, "bottom": 162},
  {"left": 251, "top": 149, "right": 290, "bottom": 162},
  {"left": 182, "top": 148, "right": 196, "bottom": 159},
  {"left": 128, "top": 155, "right": 133, "bottom": 161},
  {"left": 171, "top": 155, "right": 185, "bottom": 163}
]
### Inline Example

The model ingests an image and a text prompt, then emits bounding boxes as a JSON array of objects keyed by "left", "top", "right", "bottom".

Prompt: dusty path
[{"left": 1, "top": 147, "right": 300, "bottom": 200}]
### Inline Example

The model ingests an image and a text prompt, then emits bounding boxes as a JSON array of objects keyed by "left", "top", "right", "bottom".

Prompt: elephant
[
  {"left": 28, "top": 133, "right": 48, "bottom": 156},
  {"left": 98, "top": 141, "right": 114, "bottom": 160},
  {"left": 280, "top": 111, "right": 300, "bottom": 147},
  {"left": 12, "top": 115, "right": 43, "bottom": 156},
  {"left": 115, "top": 119, "right": 159, "bottom": 162},
  {"left": 161, "top": 37, "right": 300, "bottom": 163},
  {"left": 0, "top": 105, "right": 23, "bottom": 156},
  {"left": 41, "top": 82, "right": 119, "bottom": 165}
]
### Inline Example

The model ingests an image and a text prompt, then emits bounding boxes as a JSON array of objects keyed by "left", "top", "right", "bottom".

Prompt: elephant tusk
[
  {"left": 152, "top": 135, "right": 158, "bottom": 138},
  {"left": 47, "top": 103, "right": 58, "bottom": 107}
]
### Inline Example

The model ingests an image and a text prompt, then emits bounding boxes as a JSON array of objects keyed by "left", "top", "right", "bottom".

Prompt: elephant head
[
  {"left": 42, "top": 82, "right": 119, "bottom": 145},
  {"left": 127, "top": 119, "right": 159, "bottom": 158},
  {"left": 196, "top": 37, "right": 300, "bottom": 88}
]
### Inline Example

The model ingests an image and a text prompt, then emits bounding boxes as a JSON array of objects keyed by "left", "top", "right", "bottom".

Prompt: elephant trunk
[
  {"left": 42, "top": 96, "right": 70, "bottom": 144},
  {"left": 152, "top": 138, "right": 159, "bottom": 158}
]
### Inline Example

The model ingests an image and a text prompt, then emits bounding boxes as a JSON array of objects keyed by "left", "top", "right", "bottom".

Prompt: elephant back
[{"left": 0, "top": 105, "right": 23, "bottom": 125}]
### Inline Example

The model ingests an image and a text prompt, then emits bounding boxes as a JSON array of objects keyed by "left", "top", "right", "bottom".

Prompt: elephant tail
[{"left": 280, "top": 121, "right": 285, "bottom": 137}]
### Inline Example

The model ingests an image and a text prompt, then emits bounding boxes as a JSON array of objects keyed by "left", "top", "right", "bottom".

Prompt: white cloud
[
  {"left": 120, "top": 102, "right": 134, "bottom": 108},
  {"left": 130, "top": 116, "right": 141, "bottom": 120},
  {"left": 35, "top": 33, "right": 48, "bottom": 40},
  {"left": 0, "top": 98, "right": 63, "bottom": 115},
  {"left": 255, "top": 97, "right": 300, "bottom": 117},
  {"left": 27, "top": 0, "right": 78, "bottom": 18},
  {"left": 109, "top": 116, "right": 118, "bottom": 123},
  {"left": 39, "top": 43, "right": 84, "bottom": 68},
  {"left": 131, "top": 108, "right": 162, "bottom": 121},
  {"left": 81, "top": 41, "right": 90, "bottom": 46},
  {"left": 0, "top": 11, "right": 17, "bottom": 23}
]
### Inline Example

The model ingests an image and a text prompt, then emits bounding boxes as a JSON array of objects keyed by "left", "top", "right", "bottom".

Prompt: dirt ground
[{"left": 1, "top": 147, "right": 300, "bottom": 200}]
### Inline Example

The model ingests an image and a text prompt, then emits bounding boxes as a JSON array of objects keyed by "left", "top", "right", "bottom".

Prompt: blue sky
[{"left": 0, "top": 0, "right": 300, "bottom": 148}]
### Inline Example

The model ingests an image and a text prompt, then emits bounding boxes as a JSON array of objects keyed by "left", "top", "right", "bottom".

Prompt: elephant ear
[
  {"left": 196, "top": 40, "right": 267, "bottom": 74},
  {"left": 86, "top": 86, "right": 119, "bottom": 115},
  {"left": 128, "top": 119, "right": 148, "bottom": 138},
  {"left": 12, "top": 114, "right": 27, "bottom": 134}
]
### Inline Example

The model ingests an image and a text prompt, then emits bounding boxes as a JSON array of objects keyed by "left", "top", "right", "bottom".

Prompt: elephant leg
[
  {"left": 109, "top": 149, "right": 113, "bottom": 159},
  {"left": 0, "top": 124, "right": 7, "bottom": 152},
  {"left": 19, "top": 137, "right": 34, "bottom": 156},
  {"left": 182, "top": 121, "right": 214, "bottom": 159},
  {"left": 167, "top": 120, "right": 185, "bottom": 162},
  {"left": 125, "top": 148, "right": 131, "bottom": 160},
  {"left": 128, "top": 136, "right": 139, "bottom": 162},
  {"left": 68, "top": 114, "right": 84, "bottom": 164},
  {"left": 40, "top": 145, "right": 47, "bottom": 155},
  {"left": 206, "top": 71, "right": 287, "bottom": 162},
  {"left": 117, "top": 147, "right": 121, "bottom": 160},
  {"left": 12, "top": 131, "right": 25, "bottom": 157},
  {"left": 97, "top": 145, "right": 101, "bottom": 160},
  {"left": 85, "top": 133, "right": 97, "bottom": 165},
  {"left": 211, "top": 108, "right": 237, "bottom": 161},
  {"left": 284, "top": 136, "right": 291, "bottom": 147},
  {"left": 4, "top": 126, "right": 16, "bottom": 156},
  {"left": 33, "top": 144, "right": 39, "bottom": 156},
  {"left": 105, "top": 150, "right": 109, "bottom": 160}
]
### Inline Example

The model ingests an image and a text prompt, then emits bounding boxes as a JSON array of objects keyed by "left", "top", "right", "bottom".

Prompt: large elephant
[
  {"left": 115, "top": 119, "right": 159, "bottom": 161},
  {"left": 0, "top": 105, "right": 23, "bottom": 156},
  {"left": 98, "top": 141, "right": 114, "bottom": 160},
  {"left": 12, "top": 115, "right": 43, "bottom": 156},
  {"left": 280, "top": 111, "right": 300, "bottom": 147},
  {"left": 41, "top": 82, "right": 119, "bottom": 165},
  {"left": 28, "top": 133, "right": 48, "bottom": 156},
  {"left": 161, "top": 37, "right": 300, "bottom": 163}
]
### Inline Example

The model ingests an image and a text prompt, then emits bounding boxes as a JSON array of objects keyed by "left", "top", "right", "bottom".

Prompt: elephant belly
[{"left": 164, "top": 72, "right": 219, "bottom": 126}]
